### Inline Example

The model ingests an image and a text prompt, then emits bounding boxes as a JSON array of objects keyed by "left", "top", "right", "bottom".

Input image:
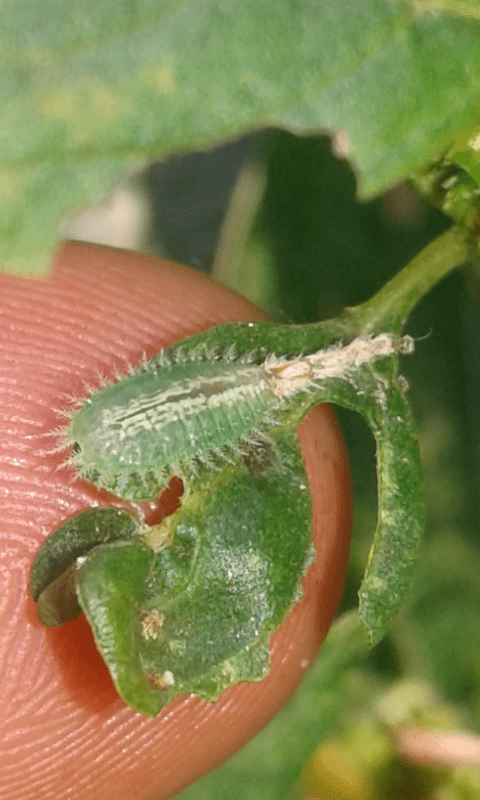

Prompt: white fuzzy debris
[
  {"left": 263, "top": 334, "right": 414, "bottom": 399},
  {"left": 162, "top": 670, "right": 175, "bottom": 686},
  {"left": 140, "top": 609, "right": 165, "bottom": 640},
  {"left": 146, "top": 669, "right": 175, "bottom": 691},
  {"left": 152, "top": 670, "right": 175, "bottom": 689}
]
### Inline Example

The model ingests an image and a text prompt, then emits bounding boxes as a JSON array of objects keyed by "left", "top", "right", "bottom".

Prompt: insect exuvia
[{"left": 65, "top": 332, "right": 413, "bottom": 501}]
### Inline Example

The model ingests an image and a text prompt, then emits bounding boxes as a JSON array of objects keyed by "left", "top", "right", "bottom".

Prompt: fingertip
[
  {"left": 0, "top": 242, "right": 352, "bottom": 800},
  {"left": 51, "top": 241, "right": 268, "bottom": 341}
]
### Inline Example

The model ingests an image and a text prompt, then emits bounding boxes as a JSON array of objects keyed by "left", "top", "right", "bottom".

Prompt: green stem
[
  {"left": 316, "top": 610, "right": 370, "bottom": 677},
  {"left": 341, "top": 226, "right": 471, "bottom": 336},
  {"left": 144, "top": 227, "right": 471, "bottom": 364}
]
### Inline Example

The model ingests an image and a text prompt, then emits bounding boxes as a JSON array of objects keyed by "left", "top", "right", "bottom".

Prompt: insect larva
[
  {"left": 67, "top": 355, "right": 282, "bottom": 500},
  {"left": 66, "top": 334, "right": 413, "bottom": 501}
]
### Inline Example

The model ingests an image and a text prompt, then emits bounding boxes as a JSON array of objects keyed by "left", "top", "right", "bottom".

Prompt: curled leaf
[
  {"left": 76, "top": 431, "right": 313, "bottom": 715},
  {"left": 30, "top": 507, "right": 140, "bottom": 626}
]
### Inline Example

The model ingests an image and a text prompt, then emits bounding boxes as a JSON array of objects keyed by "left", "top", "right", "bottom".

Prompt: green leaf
[
  {"left": 75, "top": 430, "right": 313, "bottom": 716},
  {"left": 176, "top": 612, "right": 370, "bottom": 800},
  {"left": 162, "top": 318, "right": 426, "bottom": 646},
  {"left": 281, "top": 352, "right": 424, "bottom": 646},
  {"left": 33, "top": 223, "right": 465, "bottom": 712},
  {"left": 4, "top": 0, "right": 480, "bottom": 273},
  {"left": 29, "top": 507, "right": 140, "bottom": 626},
  {"left": 31, "top": 307, "right": 429, "bottom": 690},
  {"left": 356, "top": 377, "right": 424, "bottom": 645},
  {"left": 76, "top": 538, "right": 160, "bottom": 715}
]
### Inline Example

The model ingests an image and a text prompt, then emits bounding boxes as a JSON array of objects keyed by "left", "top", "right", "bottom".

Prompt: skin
[{"left": 0, "top": 241, "right": 352, "bottom": 800}]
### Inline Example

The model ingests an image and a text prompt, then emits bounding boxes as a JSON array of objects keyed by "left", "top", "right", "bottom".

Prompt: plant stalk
[{"left": 341, "top": 226, "right": 471, "bottom": 336}]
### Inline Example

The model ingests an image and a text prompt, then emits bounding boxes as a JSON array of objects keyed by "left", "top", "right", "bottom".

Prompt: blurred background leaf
[{"left": 3, "top": 0, "right": 480, "bottom": 273}]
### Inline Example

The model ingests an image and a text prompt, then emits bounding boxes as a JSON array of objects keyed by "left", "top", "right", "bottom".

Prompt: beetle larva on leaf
[
  {"left": 66, "top": 353, "right": 283, "bottom": 501},
  {"left": 65, "top": 332, "right": 413, "bottom": 501},
  {"left": 31, "top": 322, "right": 414, "bottom": 715}
]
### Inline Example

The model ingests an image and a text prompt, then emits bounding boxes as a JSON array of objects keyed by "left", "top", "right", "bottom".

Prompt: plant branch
[{"left": 340, "top": 226, "right": 471, "bottom": 336}]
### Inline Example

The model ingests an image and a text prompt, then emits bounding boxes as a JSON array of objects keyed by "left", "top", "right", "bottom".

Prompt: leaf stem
[
  {"left": 317, "top": 610, "right": 370, "bottom": 676},
  {"left": 341, "top": 226, "right": 471, "bottom": 336}
]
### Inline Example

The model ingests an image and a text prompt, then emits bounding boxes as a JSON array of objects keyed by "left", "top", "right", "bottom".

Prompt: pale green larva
[
  {"left": 67, "top": 352, "right": 283, "bottom": 501},
  {"left": 66, "top": 332, "right": 414, "bottom": 501}
]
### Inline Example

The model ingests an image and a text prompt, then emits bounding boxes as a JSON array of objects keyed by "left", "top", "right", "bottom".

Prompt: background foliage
[
  {"left": 4, "top": 0, "right": 480, "bottom": 274},
  {"left": 4, "top": 0, "right": 480, "bottom": 797}
]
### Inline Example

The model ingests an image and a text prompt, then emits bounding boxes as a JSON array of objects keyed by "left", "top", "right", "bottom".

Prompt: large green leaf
[{"left": 3, "top": 0, "right": 480, "bottom": 274}]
